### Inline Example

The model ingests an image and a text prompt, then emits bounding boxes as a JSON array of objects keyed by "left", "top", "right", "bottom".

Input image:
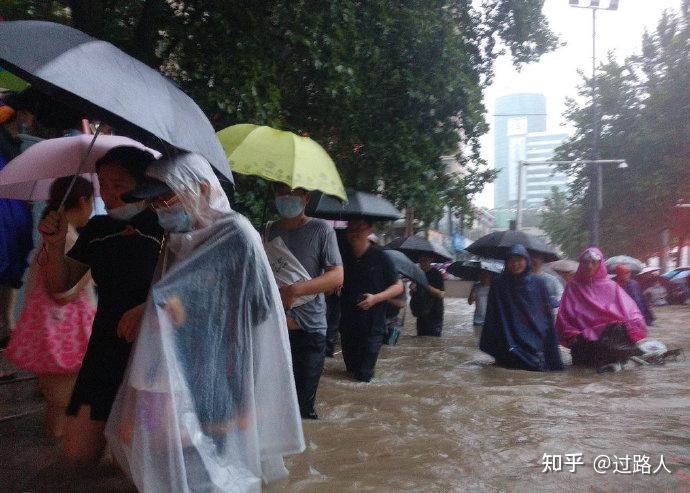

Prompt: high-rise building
[
  {"left": 493, "top": 93, "right": 546, "bottom": 210},
  {"left": 523, "top": 132, "right": 569, "bottom": 208}
]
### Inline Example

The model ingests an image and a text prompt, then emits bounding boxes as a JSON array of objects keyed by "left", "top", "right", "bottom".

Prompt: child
[
  {"left": 7, "top": 176, "right": 96, "bottom": 437},
  {"left": 468, "top": 270, "right": 492, "bottom": 339}
]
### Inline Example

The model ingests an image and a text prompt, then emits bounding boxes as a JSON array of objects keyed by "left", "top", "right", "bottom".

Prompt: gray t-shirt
[{"left": 267, "top": 218, "right": 342, "bottom": 335}]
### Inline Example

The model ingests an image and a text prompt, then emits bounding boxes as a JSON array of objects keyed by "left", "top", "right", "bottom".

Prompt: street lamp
[
  {"left": 515, "top": 159, "right": 627, "bottom": 231},
  {"left": 569, "top": 0, "right": 620, "bottom": 245}
]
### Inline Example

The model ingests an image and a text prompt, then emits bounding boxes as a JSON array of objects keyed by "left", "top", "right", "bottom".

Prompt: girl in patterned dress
[{"left": 7, "top": 176, "right": 96, "bottom": 437}]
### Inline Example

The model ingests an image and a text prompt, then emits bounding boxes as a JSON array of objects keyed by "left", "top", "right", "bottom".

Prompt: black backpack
[{"left": 409, "top": 287, "right": 432, "bottom": 318}]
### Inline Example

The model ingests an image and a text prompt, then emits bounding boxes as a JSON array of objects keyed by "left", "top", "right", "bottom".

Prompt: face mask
[
  {"left": 156, "top": 202, "right": 192, "bottom": 233},
  {"left": 275, "top": 195, "right": 305, "bottom": 219},
  {"left": 108, "top": 202, "right": 144, "bottom": 221}
]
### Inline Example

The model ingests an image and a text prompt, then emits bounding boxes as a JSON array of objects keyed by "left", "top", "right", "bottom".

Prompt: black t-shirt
[
  {"left": 420, "top": 267, "right": 444, "bottom": 323},
  {"left": 68, "top": 209, "right": 163, "bottom": 342},
  {"left": 341, "top": 244, "right": 398, "bottom": 331}
]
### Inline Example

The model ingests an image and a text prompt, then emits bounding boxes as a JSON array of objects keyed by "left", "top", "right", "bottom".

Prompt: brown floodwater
[{"left": 269, "top": 301, "right": 690, "bottom": 493}]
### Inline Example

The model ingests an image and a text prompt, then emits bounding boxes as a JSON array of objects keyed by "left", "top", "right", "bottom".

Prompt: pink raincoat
[{"left": 556, "top": 247, "right": 647, "bottom": 347}]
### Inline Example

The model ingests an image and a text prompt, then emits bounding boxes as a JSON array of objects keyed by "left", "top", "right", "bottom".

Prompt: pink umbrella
[{"left": 0, "top": 134, "right": 160, "bottom": 200}]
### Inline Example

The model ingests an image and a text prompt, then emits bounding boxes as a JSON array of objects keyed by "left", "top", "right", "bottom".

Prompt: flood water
[
  {"left": 3, "top": 300, "right": 689, "bottom": 492},
  {"left": 270, "top": 301, "right": 690, "bottom": 492}
]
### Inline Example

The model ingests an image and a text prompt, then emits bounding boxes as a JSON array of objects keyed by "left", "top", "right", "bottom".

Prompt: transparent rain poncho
[{"left": 105, "top": 153, "right": 304, "bottom": 492}]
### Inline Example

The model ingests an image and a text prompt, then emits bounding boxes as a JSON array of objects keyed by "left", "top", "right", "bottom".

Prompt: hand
[
  {"left": 356, "top": 293, "right": 377, "bottom": 310},
  {"left": 117, "top": 304, "right": 146, "bottom": 343},
  {"left": 38, "top": 210, "right": 68, "bottom": 250},
  {"left": 279, "top": 283, "right": 301, "bottom": 310}
]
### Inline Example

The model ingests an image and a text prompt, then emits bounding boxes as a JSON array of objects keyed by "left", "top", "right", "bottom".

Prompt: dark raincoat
[{"left": 479, "top": 245, "right": 563, "bottom": 371}]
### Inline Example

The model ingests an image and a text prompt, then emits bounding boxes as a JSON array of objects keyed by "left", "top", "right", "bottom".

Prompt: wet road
[
  {"left": 270, "top": 301, "right": 690, "bottom": 492},
  {"left": 2, "top": 301, "right": 689, "bottom": 492}
]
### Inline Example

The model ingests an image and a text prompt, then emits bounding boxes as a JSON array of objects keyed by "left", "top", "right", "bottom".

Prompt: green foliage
[
  {"left": 542, "top": 1, "right": 690, "bottom": 258},
  {"left": 5, "top": 0, "right": 557, "bottom": 226}
]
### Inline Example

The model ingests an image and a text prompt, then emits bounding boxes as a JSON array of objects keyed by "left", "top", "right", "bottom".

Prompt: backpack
[{"left": 409, "top": 287, "right": 432, "bottom": 319}]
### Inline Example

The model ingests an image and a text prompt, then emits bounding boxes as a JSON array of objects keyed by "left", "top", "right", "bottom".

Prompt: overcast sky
[{"left": 475, "top": 0, "right": 683, "bottom": 208}]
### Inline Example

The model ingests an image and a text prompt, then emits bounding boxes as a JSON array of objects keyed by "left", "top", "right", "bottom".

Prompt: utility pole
[{"left": 569, "top": 0, "right": 620, "bottom": 245}]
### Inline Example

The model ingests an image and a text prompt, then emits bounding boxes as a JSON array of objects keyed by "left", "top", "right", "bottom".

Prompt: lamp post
[
  {"left": 515, "top": 159, "right": 627, "bottom": 231},
  {"left": 569, "top": 0, "right": 620, "bottom": 245}
]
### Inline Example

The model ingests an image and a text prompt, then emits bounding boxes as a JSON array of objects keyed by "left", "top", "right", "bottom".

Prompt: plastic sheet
[{"left": 106, "top": 153, "right": 304, "bottom": 492}]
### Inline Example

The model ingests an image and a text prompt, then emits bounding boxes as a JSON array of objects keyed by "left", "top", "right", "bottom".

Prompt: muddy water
[{"left": 269, "top": 301, "right": 690, "bottom": 492}]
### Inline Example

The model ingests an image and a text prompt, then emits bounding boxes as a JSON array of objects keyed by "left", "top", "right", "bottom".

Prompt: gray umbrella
[
  {"left": 0, "top": 21, "right": 232, "bottom": 182},
  {"left": 382, "top": 250, "right": 428, "bottom": 287},
  {"left": 306, "top": 190, "right": 402, "bottom": 221}
]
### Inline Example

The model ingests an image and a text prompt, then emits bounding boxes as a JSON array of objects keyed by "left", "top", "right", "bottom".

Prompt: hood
[
  {"left": 575, "top": 247, "right": 608, "bottom": 282},
  {"left": 506, "top": 244, "right": 531, "bottom": 277}
]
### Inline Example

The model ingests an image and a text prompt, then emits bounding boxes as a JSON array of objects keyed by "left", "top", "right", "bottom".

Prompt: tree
[
  {"left": 5, "top": 1, "right": 558, "bottom": 225},
  {"left": 542, "top": 1, "right": 690, "bottom": 258}
]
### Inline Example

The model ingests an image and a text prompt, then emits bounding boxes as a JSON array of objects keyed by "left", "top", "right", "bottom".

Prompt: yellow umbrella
[{"left": 217, "top": 123, "right": 346, "bottom": 201}]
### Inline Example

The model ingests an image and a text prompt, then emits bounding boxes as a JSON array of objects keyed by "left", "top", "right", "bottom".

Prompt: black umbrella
[
  {"left": 0, "top": 21, "right": 232, "bottom": 183},
  {"left": 465, "top": 230, "right": 560, "bottom": 262},
  {"left": 385, "top": 235, "right": 453, "bottom": 263},
  {"left": 447, "top": 259, "right": 503, "bottom": 281},
  {"left": 382, "top": 250, "right": 428, "bottom": 287},
  {"left": 306, "top": 190, "right": 402, "bottom": 221}
]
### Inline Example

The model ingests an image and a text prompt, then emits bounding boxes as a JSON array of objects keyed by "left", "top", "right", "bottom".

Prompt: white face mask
[{"left": 108, "top": 202, "right": 145, "bottom": 222}]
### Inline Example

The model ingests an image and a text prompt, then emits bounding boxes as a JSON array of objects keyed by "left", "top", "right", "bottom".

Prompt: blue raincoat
[{"left": 479, "top": 244, "right": 563, "bottom": 371}]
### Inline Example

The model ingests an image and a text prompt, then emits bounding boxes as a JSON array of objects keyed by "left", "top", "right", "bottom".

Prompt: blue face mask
[
  {"left": 275, "top": 195, "right": 305, "bottom": 219},
  {"left": 156, "top": 203, "right": 192, "bottom": 233},
  {"left": 108, "top": 202, "right": 144, "bottom": 222}
]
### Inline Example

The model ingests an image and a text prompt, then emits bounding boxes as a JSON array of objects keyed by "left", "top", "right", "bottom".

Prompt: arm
[
  {"left": 50, "top": 271, "right": 93, "bottom": 306},
  {"left": 387, "top": 290, "right": 407, "bottom": 309},
  {"left": 279, "top": 265, "right": 343, "bottom": 309},
  {"left": 426, "top": 284, "right": 445, "bottom": 300},
  {"left": 425, "top": 269, "right": 445, "bottom": 299},
  {"left": 357, "top": 280, "right": 404, "bottom": 310},
  {"left": 468, "top": 286, "right": 476, "bottom": 305},
  {"left": 39, "top": 211, "right": 89, "bottom": 293}
]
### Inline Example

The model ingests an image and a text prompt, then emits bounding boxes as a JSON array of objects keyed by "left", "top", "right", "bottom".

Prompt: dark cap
[{"left": 121, "top": 177, "right": 172, "bottom": 203}]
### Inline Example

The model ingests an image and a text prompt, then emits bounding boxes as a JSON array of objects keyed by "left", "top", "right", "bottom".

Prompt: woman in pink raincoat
[{"left": 556, "top": 247, "right": 647, "bottom": 367}]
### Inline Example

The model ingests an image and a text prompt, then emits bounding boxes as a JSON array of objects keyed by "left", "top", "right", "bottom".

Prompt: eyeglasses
[{"left": 149, "top": 193, "right": 180, "bottom": 212}]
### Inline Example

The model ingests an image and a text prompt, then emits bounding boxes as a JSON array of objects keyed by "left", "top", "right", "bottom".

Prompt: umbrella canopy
[
  {"left": 217, "top": 124, "right": 346, "bottom": 201},
  {"left": 546, "top": 259, "right": 579, "bottom": 273},
  {"left": 382, "top": 250, "right": 428, "bottom": 287},
  {"left": 306, "top": 190, "right": 402, "bottom": 221},
  {"left": 0, "top": 21, "right": 232, "bottom": 183},
  {"left": 447, "top": 258, "right": 503, "bottom": 281},
  {"left": 0, "top": 134, "right": 160, "bottom": 200},
  {"left": 385, "top": 235, "right": 453, "bottom": 263},
  {"left": 465, "top": 230, "right": 560, "bottom": 262},
  {"left": 605, "top": 255, "right": 645, "bottom": 274},
  {"left": 637, "top": 266, "right": 660, "bottom": 277}
]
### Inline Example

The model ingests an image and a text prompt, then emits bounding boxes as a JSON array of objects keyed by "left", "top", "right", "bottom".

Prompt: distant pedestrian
[
  {"left": 530, "top": 252, "right": 564, "bottom": 308},
  {"left": 468, "top": 270, "right": 492, "bottom": 339},
  {"left": 615, "top": 264, "right": 655, "bottom": 325},
  {"left": 411, "top": 254, "right": 445, "bottom": 336}
]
